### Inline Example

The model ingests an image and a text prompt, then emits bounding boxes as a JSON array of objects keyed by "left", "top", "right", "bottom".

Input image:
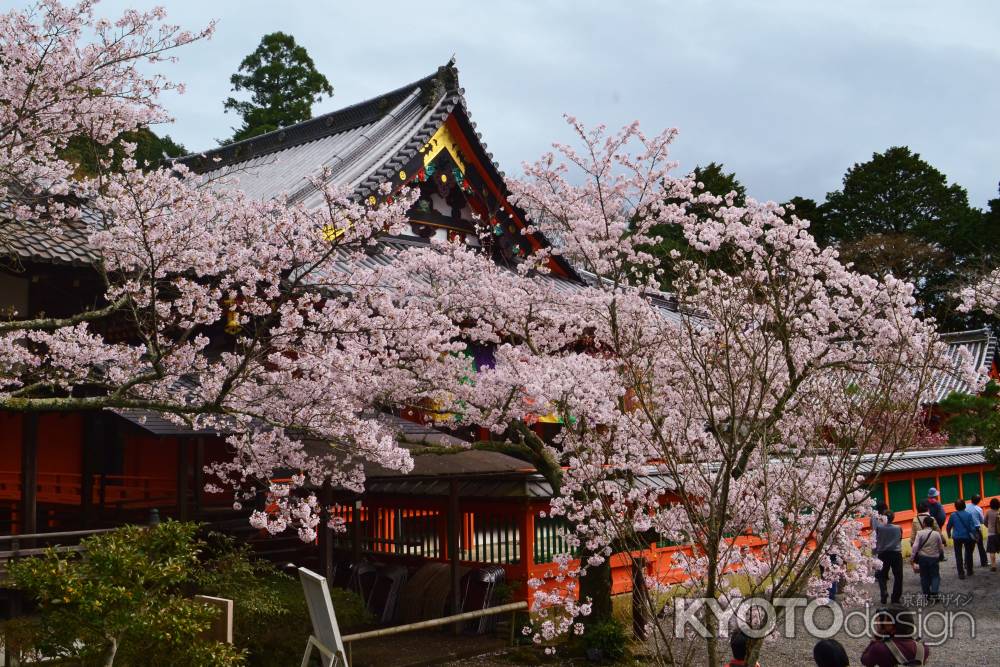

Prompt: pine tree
[{"left": 223, "top": 32, "right": 333, "bottom": 142}]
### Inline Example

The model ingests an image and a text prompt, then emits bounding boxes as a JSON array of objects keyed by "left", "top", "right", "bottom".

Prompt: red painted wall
[
  {"left": 0, "top": 412, "right": 21, "bottom": 471},
  {"left": 37, "top": 413, "right": 82, "bottom": 473},
  {"left": 123, "top": 431, "right": 176, "bottom": 479}
]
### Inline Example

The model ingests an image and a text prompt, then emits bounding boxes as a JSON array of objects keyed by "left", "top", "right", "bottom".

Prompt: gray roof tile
[{"left": 931, "top": 328, "right": 996, "bottom": 403}]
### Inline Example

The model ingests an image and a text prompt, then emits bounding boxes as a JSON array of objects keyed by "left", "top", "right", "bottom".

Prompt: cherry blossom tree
[
  {"left": 1, "top": 8, "right": 969, "bottom": 664},
  {"left": 394, "top": 119, "right": 960, "bottom": 664},
  {"left": 959, "top": 269, "right": 1000, "bottom": 317},
  {"left": 0, "top": 1, "right": 468, "bottom": 539}
]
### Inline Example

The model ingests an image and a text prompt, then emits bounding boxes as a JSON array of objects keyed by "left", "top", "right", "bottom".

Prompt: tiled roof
[
  {"left": 0, "top": 63, "right": 465, "bottom": 267},
  {"left": 0, "top": 206, "right": 98, "bottom": 267},
  {"left": 182, "top": 62, "right": 464, "bottom": 207},
  {"left": 858, "top": 446, "right": 987, "bottom": 476},
  {"left": 113, "top": 407, "right": 218, "bottom": 436},
  {"left": 930, "top": 328, "right": 996, "bottom": 403},
  {"left": 364, "top": 445, "right": 993, "bottom": 498}
]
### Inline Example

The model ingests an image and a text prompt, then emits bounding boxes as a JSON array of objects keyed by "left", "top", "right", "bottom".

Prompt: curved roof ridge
[
  {"left": 178, "top": 60, "right": 460, "bottom": 174},
  {"left": 285, "top": 86, "right": 427, "bottom": 205}
]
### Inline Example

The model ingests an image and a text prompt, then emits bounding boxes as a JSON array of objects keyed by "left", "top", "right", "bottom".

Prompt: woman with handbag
[{"left": 911, "top": 516, "right": 945, "bottom": 601}]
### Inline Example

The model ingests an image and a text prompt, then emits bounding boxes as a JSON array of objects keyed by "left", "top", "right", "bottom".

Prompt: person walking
[
  {"left": 725, "top": 629, "right": 760, "bottom": 667},
  {"left": 813, "top": 638, "right": 850, "bottom": 667},
  {"left": 985, "top": 497, "right": 1000, "bottom": 572},
  {"left": 925, "top": 488, "right": 946, "bottom": 531},
  {"left": 860, "top": 607, "right": 928, "bottom": 666},
  {"left": 871, "top": 500, "right": 889, "bottom": 531},
  {"left": 910, "top": 516, "right": 944, "bottom": 601},
  {"left": 968, "top": 494, "right": 988, "bottom": 567},
  {"left": 910, "top": 502, "right": 937, "bottom": 539},
  {"left": 947, "top": 499, "right": 977, "bottom": 579},
  {"left": 873, "top": 511, "right": 903, "bottom": 604}
]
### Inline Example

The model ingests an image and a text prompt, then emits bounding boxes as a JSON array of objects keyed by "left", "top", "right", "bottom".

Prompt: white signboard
[{"left": 299, "top": 567, "right": 348, "bottom": 667}]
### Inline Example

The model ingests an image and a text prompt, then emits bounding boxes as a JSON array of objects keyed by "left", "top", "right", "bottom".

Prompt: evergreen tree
[
  {"left": 939, "top": 383, "right": 1000, "bottom": 465},
  {"left": 648, "top": 162, "right": 746, "bottom": 290},
  {"left": 781, "top": 196, "right": 828, "bottom": 244},
  {"left": 691, "top": 161, "right": 746, "bottom": 206},
  {"left": 223, "top": 32, "right": 333, "bottom": 142},
  {"left": 822, "top": 146, "right": 983, "bottom": 326},
  {"left": 62, "top": 128, "right": 186, "bottom": 177}
]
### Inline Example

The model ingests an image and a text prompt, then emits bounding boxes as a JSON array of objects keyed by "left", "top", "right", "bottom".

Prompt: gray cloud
[{"left": 13, "top": 0, "right": 1000, "bottom": 205}]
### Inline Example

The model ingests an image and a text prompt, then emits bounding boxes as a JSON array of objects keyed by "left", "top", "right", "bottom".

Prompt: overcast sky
[{"left": 27, "top": 1, "right": 1000, "bottom": 206}]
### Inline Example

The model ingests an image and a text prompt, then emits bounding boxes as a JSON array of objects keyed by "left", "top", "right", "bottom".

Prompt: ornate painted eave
[{"left": 184, "top": 59, "right": 582, "bottom": 282}]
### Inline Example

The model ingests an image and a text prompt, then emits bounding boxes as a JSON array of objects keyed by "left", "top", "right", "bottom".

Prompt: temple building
[{"left": 2, "top": 61, "right": 1000, "bottom": 612}]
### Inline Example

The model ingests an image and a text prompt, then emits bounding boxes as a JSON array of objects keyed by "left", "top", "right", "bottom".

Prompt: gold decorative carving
[{"left": 420, "top": 124, "right": 467, "bottom": 175}]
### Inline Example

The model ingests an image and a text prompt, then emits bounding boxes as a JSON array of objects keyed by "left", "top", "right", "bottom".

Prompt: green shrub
[
  {"left": 6, "top": 521, "right": 244, "bottom": 666},
  {"left": 581, "top": 619, "right": 629, "bottom": 664},
  {"left": 7, "top": 524, "right": 371, "bottom": 666},
  {"left": 193, "top": 532, "right": 370, "bottom": 667}
]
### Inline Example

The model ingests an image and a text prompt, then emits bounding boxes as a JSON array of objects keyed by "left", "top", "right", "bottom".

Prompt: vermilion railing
[{"left": 0, "top": 470, "right": 175, "bottom": 505}]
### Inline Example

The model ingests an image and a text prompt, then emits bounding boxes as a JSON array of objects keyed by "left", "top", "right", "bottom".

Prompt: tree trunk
[
  {"left": 103, "top": 636, "right": 119, "bottom": 667},
  {"left": 578, "top": 548, "right": 613, "bottom": 627},
  {"left": 632, "top": 556, "right": 650, "bottom": 639}
]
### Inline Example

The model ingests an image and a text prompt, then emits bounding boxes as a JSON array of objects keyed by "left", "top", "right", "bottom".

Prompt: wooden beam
[{"left": 20, "top": 413, "right": 38, "bottom": 536}]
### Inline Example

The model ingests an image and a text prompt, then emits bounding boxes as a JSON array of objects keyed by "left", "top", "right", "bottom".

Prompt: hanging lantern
[{"left": 223, "top": 299, "right": 241, "bottom": 335}]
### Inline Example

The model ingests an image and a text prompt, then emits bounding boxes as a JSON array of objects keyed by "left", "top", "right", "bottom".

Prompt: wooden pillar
[
  {"left": 351, "top": 498, "right": 362, "bottom": 567},
  {"left": 462, "top": 512, "right": 475, "bottom": 558},
  {"left": 518, "top": 503, "right": 536, "bottom": 596},
  {"left": 448, "top": 480, "right": 461, "bottom": 634},
  {"left": 177, "top": 438, "right": 190, "bottom": 522},
  {"left": 318, "top": 484, "right": 334, "bottom": 580},
  {"left": 81, "top": 413, "right": 98, "bottom": 528},
  {"left": 20, "top": 413, "right": 39, "bottom": 536},
  {"left": 193, "top": 437, "right": 204, "bottom": 520}
]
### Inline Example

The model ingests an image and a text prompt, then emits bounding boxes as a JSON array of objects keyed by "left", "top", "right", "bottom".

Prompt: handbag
[
  {"left": 885, "top": 637, "right": 926, "bottom": 666},
  {"left": 910, "top": 532, "right": 925, "bottom": 572}
]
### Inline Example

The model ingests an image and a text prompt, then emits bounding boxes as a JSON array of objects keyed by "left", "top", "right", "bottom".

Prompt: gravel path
[
  {"left": 757, "top": 556, "right": 1000, "bottom": 666},
  {"left": 442, "top": 556, "right": 1000, "bottom": 666}
]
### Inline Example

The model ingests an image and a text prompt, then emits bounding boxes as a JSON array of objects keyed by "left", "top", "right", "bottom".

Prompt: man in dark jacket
[
  {"left": 873, "top": 512, "right": 903, "bottom": 605},
  {"left": 925, "top": 487, "right": 946, "bottom": 529}
]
